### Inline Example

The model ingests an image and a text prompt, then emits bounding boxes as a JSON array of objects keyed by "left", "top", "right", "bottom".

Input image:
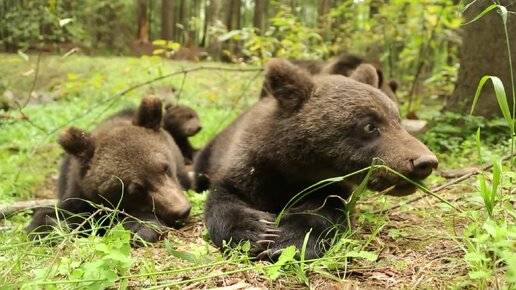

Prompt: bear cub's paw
[
  {"left": 240, "top": 211, "right": 282, "bottom": 259},
  {"left": 123, "top": 219, "right": 165, "bottom": 247}
]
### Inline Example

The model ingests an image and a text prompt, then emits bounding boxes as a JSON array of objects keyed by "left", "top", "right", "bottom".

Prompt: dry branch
[{"left": 0, "top": 199, "right": 57, "bottom": 219}]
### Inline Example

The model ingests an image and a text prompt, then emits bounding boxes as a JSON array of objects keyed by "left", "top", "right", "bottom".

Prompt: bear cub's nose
[
  {"left": 411, "top": 154, "right": 438, "bottom": 179},
  {"left": 177, "top": 204, "right": 192, "bottom": 220}
]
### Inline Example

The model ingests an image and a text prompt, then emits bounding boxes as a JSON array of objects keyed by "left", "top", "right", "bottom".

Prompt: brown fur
[
  {"left": 27, "top": 97, "right": 191, "bottom": 244},
  {"left": 196, "top": 59, "right": 437, "bottom": 260}
]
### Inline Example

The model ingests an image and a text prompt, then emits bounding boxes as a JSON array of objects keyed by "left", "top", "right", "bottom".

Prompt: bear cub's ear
[
  {"left": 264, "top": 59, "right": 314, "bottom": 111},
  {"left": 59, "top": 127, "right": 95, "bottom": 162},
  {"left": 349, "top": 63, "right": 380, "bottom": 88},
  {"left": 133, "top": 96, "right": 163, "bottom": 131}
]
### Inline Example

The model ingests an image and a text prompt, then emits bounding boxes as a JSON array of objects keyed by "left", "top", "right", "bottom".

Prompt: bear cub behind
[
  {"left": 27, "top": 97, "right": 191, "bottom": 244},
  {"left": 162, "top": 104, "right": 202, "bottom": 165}
]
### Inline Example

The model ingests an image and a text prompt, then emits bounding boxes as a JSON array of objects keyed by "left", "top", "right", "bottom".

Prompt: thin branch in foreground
[
  {"left": 10, "top": 53, "right": 47, "bottom": 133},
  {"left": 0, "top": 199, "right": 58, "bottom": 219}
]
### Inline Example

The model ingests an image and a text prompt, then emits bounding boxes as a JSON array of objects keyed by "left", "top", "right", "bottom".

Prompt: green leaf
[
  {"left": 387, "top": 228, "right": 409, "bottom": 238},
  {"left": 59, "top": 18, "right": 73, "bottom": 27},
  {"left": 165, "top": 242, "right": 199, "bottom": 264},
  {"left": 152, "top": 49, "right": 165, "bottom": 55},
  {"left": 241, "top": 240, "right": 251, "bottom": 253},
  {"left": 167, "top": 42, "right": 180, "bottom": 50},
  {"left": 346, "top": 250, "right": 378, "bottom": 261},
  {"left": 266, "top": 245, "right": 297, "bottom": 280},
  {"left": 464, "top": 252, "right": 489, "bottom": 263},
  {"left": 498, "top": 5, "right": 508, "bottom": 25},
  {"left": 17, "top": 50, "right": 29, "bottom": 61},
  {"left": 470, "top": 76, "right": 513, "bottom": 134},
  {"left": 468, "top": 270, "right": 491, "bottom": 279},
  {"left": 218, "top": 30, "right": 241, "bottom": 42},
  {"left": 168, "top": 249, "right": 199, "bottom": 264},
  {"left": 95, "top": 243, "right": 110, "bottom": 254},
  {"left": 462, "top": 4, "right": 498, "bottom": 25},
  {"left": 152, "top": 39, "right": 167, "bottom": 46}
]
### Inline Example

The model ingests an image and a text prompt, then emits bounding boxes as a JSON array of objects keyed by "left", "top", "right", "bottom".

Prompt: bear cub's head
[
  {"left": 163, "top": 104, "right": 202, "bottom": 138},
  {"left": 264, "top": 59, "right": 437, "bottom": 196},
  {"left": 59, "top": 97, "right": 191, "bottom": 223}
]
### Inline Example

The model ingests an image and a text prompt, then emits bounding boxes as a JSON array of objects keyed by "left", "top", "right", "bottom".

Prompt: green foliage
[
  {"left": 421, "top": 112, "right": 509, "bottom": 153},
  {"left": 265, "top": 245, "right": 297, "bottom": 280},
  {"left": 221, "top": 6, "right": 329, "bottom": 65},
  {"left": 1, "top": 1, "right": 73, "bottom": 50},
  {"left": 151, "top": 39, "right": 181, "bottom": 58},
  {"left": 460, "top": 217, "right": 516, "bottom": 288},
  {"left": 0, "top": 0, "right": 135, "bottom": 53},
  {"left": 23, "top": 224, "right": 133, "bottom": 289}
]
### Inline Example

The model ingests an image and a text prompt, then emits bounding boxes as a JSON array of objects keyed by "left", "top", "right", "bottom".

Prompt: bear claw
[
  {"left": 256, "top": 248, "right": 284, "bottom": 260},
  {"left": 256, "top": 239, "right": 275, "bottom": 245},
  {"left": 259, "top": 233, "right": 280, "bottom": 239},
  {"left": 259, "top": 218, "right": 275, "bottom": 225}
]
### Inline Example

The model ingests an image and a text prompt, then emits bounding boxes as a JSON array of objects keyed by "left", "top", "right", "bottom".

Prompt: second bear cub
[{"left": 26, "top": 97, "right": 191, "bottom": 244}]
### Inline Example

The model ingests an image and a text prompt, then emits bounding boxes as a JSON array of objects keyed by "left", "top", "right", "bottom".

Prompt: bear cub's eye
[
  {"left": 363, "top": 123, "right": 378, "bottom": 134},
  {"left": 128, "top": 183, "right": 144, "bottom": 196},
  {"left": 163, "top": 164, "right": 172, "bottom": 176}
]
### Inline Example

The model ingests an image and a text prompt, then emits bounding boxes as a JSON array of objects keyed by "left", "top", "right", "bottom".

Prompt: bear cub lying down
[
  {"left": 26, "top": 97, "right": 191, "bottom": 244},
  {"left": 195, "top": 59, "right": 438, "bottom": 260}
]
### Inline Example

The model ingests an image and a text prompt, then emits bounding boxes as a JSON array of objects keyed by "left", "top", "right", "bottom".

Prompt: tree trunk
[
  {"left": 161, "top": 0, "right": 173, "bottom": 40},
  {"left": 445, "top": 0, "right": 516, "bottom": 117},
  {"left": 205, "top": 0, "right": 223, "bottom": 60},
  {"left": 233, "top": 0, "right": 241, "bottom": 31},
  {"left": 190, "top": 0, "right": 201, "bottom": 47},
  {"left": 177, "top": 0, "right": 186, "bottom": 43},
  {"left": 137, "top": 0, "right": 149, "bottom": 43},
  {"left": 318, "top": 0, "right": 331, "bottom": 41},
  {"left": 253, "top": 0, "right": 266, "bottom": 34}
]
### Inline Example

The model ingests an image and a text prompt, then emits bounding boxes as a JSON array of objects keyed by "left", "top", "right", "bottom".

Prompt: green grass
[{"left": 0, "top": 53, "right": 514, "bottom": 289}]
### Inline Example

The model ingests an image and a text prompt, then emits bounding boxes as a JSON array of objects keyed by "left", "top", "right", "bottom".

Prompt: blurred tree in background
[{"left": 444, "top": 0, "right": 516, "bottom": 117}]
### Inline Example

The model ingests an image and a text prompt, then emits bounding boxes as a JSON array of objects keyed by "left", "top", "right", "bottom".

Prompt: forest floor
[{"left": 0, "top": 53, "right": 512, "bottom": 289}]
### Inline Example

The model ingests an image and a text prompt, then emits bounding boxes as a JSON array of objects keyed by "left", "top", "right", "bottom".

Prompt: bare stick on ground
[{"left": 0, "top": 199, "right": 57, "bottom": 219}]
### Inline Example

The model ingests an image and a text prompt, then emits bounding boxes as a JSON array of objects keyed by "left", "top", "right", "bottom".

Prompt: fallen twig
[
  {"left": 0, "top": 114, "right": 28, "bottom": 120},
  {"left": 0, "top": 199, "right": 57, "bottom": 219},
  {"left": 376, "top": 153, "right": 515, "bottom": 214}
]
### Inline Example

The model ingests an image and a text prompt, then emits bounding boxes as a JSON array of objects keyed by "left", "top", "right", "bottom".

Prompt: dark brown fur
[
  {"left": 196, "top": 59, "right": 437, "bottom": 260},
  {"left": 27, "top": 97, "right": 191, "bottom": 244}
]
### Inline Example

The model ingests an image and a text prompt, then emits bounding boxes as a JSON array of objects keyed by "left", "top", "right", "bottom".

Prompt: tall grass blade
[
  {"left": 470, "top": 76, "right": 513, "bottom": 134},
  {"left": 462, "top": 4, "right": 498, "bottom": 25}
]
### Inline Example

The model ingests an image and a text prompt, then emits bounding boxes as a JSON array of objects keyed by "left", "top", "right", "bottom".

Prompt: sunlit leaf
[{"left": 59, "top": 18, "right": 74, "bottom": 27}]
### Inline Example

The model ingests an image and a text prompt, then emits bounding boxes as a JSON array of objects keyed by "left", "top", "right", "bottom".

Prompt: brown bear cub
[
  {"left": 196, "top": 59, "right": 437, "bottom": 260},
  {"left": 26, "top": 97, "right": 191, "bottom": 244},
  {"left": 117, "top": 104, "right": 202, "bottom": 165},
  {"left": 162, "top": 104, "right": 202, "bottom": 165},
  {"left": 260, "top": 53, "right": 399, "bottom": 103}
]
